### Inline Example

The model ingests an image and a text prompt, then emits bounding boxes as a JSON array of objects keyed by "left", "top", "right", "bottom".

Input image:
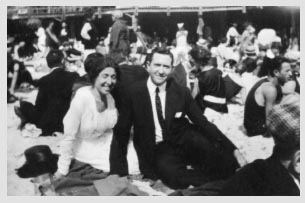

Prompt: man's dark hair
[
  {"left": 268, "top": 56, "right": 290, "bottom": 77},
  {"left": 46, "top": 49, "right": 64, "bottom": 68},
  {"left": 189, "top": 45, "right": 211, "bottom": 67},
  {"left": 87, "top": 55, "right": 120, "bottom": 84},
  {"left": 145, "top": 47, "right": 174, "bottom": 67}
]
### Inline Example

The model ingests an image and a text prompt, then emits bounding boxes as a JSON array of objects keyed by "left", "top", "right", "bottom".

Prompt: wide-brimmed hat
[{"left": 16, "top": 145, "right": 58, "bottom": 178}]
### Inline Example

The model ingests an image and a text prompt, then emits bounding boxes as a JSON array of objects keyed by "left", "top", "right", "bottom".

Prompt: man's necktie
[{"left": 155, "top": 87, "right": 165, "bottom": 136}]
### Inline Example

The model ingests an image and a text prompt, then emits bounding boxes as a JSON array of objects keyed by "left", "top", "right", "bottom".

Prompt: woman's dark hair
[
  {"left": 189, "top": 45, "right": 211, "bottom": 67},
  {"left": 87, "top": 55, "right": 120, "bottom": 84},
  {"left": 84, "top": 52, "right": 104, "bottom": 73}
]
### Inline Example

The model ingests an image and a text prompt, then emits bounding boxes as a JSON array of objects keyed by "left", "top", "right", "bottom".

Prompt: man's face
[
  {"left": 147, "top": 53, "right": 173, "bottom": 86},
  {"left": 276, "top": 62, "right": 292, "bottom": 85}
]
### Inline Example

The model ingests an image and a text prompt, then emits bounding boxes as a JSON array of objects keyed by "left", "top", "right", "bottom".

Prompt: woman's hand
[{"left": 52, "top": 171, "right": 65, "bottom": 181}]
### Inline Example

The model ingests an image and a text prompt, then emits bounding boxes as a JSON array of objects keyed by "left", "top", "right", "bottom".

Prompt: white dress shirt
[{"left": 147, "top": 77, "right": 166, "bottom": 143}]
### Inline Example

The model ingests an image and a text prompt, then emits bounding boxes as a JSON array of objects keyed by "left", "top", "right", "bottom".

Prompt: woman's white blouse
[{"left": 57, "top": 86, "right": 139, "bottom": 175}]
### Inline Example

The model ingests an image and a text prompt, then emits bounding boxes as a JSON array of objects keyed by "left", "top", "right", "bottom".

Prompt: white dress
[
  {"left": 172, "top": 30, "right": 191, "bottom": 66},
  {"left": 57, "top": 86, "right": 139, "bottom": 175}
]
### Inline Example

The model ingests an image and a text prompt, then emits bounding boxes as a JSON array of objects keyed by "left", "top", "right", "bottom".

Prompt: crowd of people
[{"left": 8, "top": 9, "right": 300, "bottom": 196}]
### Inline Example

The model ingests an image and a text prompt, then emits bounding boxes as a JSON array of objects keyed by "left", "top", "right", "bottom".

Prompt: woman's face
[{"left": 94, "top": 67, "right": 117, "bottom": 95}]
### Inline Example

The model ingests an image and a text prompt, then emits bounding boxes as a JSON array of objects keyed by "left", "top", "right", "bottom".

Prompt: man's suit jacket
[
  {"left": 221, "top": 155, "right": 300, "bottom": 196},
  {"left": 110, "top": 78, "right": 237, "bottom": 179},
  {"left": 35, "top": 68, "right": 79, "bottom": 134}
]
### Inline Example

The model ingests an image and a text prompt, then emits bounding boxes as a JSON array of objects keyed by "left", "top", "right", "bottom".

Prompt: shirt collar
[{"left": 147, "top": 77, "right": 167, "bottom": 93}]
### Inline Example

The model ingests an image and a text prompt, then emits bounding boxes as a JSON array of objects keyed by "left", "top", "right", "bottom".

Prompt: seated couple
[{"left": 53, "top": 48, "right": 245, "bottom": 190}]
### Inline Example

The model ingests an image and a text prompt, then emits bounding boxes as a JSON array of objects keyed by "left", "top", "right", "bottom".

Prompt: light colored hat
[
  {"left": 112, "top": 10, "right": 123, "bottom": 18},
  {"left": 244, "top": 45, "right": 256, "bottom": 56},
  {"left": 177, "top": 23, "right": 184, "bottom": 29}
]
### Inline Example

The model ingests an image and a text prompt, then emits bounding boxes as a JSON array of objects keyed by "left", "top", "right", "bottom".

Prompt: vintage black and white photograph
[{"left": 6, "top": 3, "right": 300, "bottom": 196}]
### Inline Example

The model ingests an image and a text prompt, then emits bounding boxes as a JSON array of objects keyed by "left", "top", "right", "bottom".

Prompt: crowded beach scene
[{"left": 6, "top": 5, "right": 300, "bottom": 196}]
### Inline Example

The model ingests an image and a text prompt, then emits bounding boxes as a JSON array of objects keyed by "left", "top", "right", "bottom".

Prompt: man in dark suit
[
  {"left": 110, "top": 47, "right": 243, "bottom": 189},
  {"left": 14, "top": 50, "right": 79, "bottom": 136}
]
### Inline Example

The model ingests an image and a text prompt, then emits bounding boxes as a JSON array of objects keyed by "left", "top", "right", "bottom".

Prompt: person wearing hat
[
  {"left": 244, "top": 56, "right": 292, "bottom": 137},
  {"left": 109, "top": 10, "right": 130, "bottom": 57},
  {"left": 14, "top": 49, "right": 79, "bottom": 136},
  {"left": 16, "top": 145, "right": 58, "bottom": 195},
  {"left": 221, "top": 96, "right": 299, "bottom": 195}
]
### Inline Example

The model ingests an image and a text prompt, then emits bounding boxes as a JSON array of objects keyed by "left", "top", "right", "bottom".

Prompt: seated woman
[{"left": 54, "top": 55, "right": 139, "bottom": 179}]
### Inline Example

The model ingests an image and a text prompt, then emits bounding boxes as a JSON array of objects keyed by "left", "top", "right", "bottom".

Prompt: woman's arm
[{"left": 56, "top": 93, "right": 83, "bottom": 176}]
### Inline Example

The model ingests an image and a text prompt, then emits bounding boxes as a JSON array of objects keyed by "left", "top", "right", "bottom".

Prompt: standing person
[
  {"left": 171, "top": 22, "right": 191, "bottom": 66},
  {"left": 35, "top": 22, "right": 47, "bottom": 55},
  {"left": 244, "top": 56, "right": 292, "bottom": 136},
  {"left": 109, "top": 10, "right": 130, "bottom": 57},
  {"left": 45, "top": 20, "right": 60, "bottom": 50},
  {"left": 226, "top": 23, "right": 240, "bottom": 46},
  {"left": 54, "top": 55, "right": 139, "bottom": 179},
  {"left": 110, "top": 47, "right": 245, "bottom": 189},
  {"left": 80, "top": 10, "right": 99, "bottom": 51},
  {"left": 14, "top": 50, "right": 79, "bottom": 136},
  {"left": 59, "top": 21, "right": 69, "bottom": 43}
]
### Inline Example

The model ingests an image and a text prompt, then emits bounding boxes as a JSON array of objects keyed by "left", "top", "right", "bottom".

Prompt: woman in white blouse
[{"left": 54, "top": 55, "right": 138, "bottom": 179}]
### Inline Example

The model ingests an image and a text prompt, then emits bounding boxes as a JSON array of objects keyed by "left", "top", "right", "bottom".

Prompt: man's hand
[{"left": 233, "top": 149, "right": 248, "bottom": 167}]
